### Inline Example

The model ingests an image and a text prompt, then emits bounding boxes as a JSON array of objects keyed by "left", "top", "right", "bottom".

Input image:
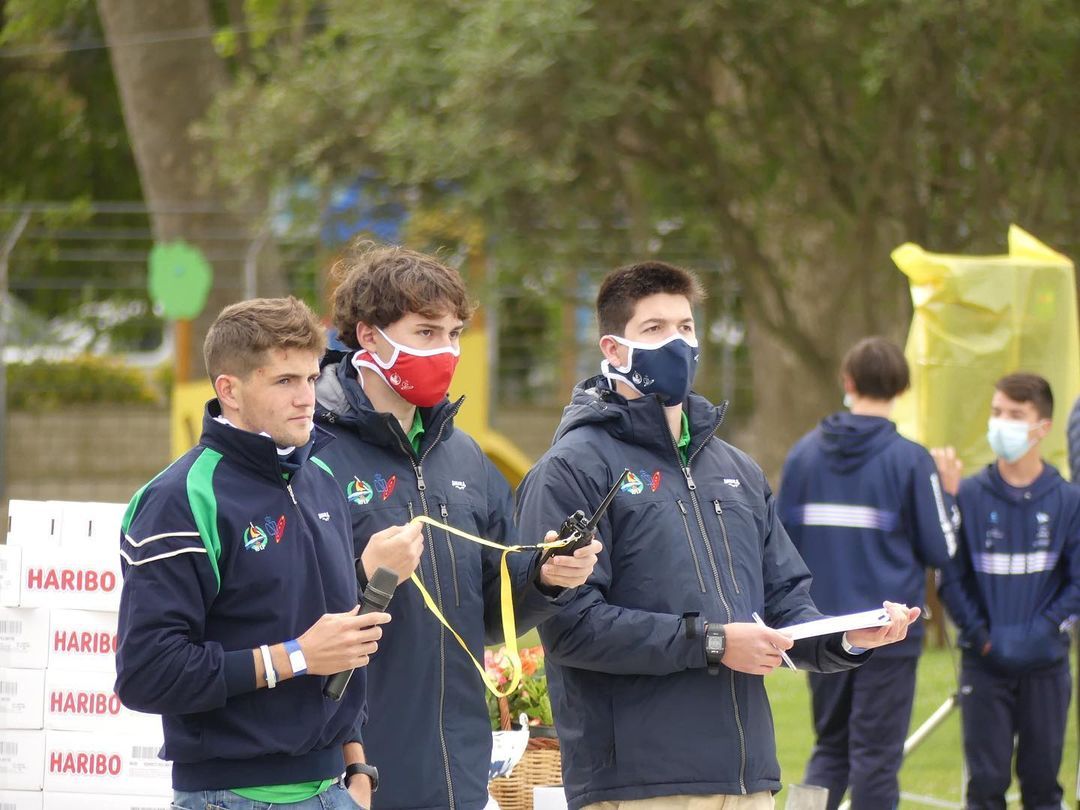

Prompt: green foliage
[
  {"left": 6, "top": 355, "right": 161, "bottom": 411},
  {"left": 202, "top": 0, "right": 1080, "bottom": 387},
  {"left": 767, "top": 643, "right": 1078, "bottom": 808}
]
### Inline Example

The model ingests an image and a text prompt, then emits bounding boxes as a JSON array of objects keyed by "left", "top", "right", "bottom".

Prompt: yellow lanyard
[{"left": 408, "top": 516, "right": 570, "bottom": 697}]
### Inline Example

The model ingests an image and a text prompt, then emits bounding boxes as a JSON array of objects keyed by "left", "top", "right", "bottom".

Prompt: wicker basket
[{"left": 488, "top": 697, "right": 563, "bottom": 810}]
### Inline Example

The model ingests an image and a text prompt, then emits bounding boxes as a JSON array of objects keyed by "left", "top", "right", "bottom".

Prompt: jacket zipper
[
  {"left": 393, "top": 405, "right": 461, "bottom": 810},
  {"left": 671, "top": 412, "right": 747, "bottom": 794},
  {"left": 406, "top": 502, "right": 425, "bottom": 587},
  {"left": 713, "top": 500, "right": 741, "bottom": 595},
  {"left": 676, "top": 500, "right": 707, "bottom": 593},
  {"left": 441, "top": 503, "right": 461, "bottom": 607}
]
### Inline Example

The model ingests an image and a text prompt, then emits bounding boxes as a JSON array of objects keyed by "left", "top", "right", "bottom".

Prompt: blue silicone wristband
[{"left": 284, "top": 638, "right": 307, "bottom": 676}]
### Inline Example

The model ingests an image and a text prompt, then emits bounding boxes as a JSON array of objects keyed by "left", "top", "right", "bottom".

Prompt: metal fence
[{"left": 0, "top": 201, "right": 751, "bottom": 501}]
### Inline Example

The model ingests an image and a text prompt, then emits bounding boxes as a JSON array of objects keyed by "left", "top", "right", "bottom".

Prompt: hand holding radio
[{"left": 534, "top": 469, "right": 628, "bottom": 589}]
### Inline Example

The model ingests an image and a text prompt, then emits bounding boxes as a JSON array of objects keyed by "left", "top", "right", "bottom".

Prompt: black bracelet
[{"left": 344, "top": 762, "right": 379, "bottom": 793}]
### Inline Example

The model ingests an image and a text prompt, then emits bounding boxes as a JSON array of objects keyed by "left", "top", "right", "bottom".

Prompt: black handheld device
[
  {"left": 323, "top": 565, "right": 398, "bottom": 701},
  {"left": 536, "top": 468, "right": 630, "bottom": 570}
]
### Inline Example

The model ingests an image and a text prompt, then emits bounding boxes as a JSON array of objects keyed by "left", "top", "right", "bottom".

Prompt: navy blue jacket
[
  {"left": 515, "top": 378, "right": 866, "bottom": 810},
  {"left": 778, "top": 413, "right": 957, "bottom": 656},
  {"left": 313, "top": 353, "right": 567, "bottom": 810},
  {"left": 115, "top": 403, "right": 364, "bottom": 791},
  {"left": 938, "top": 462, "right": 1080, "bottom": 673}
]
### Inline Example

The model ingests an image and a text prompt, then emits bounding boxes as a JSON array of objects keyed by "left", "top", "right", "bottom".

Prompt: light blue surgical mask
[
  {"left": 987, "top": 417, "right": 1040, "bottom": 463},
  {"left": 601, "top": 333, "right": 700, "bottom": 406}
]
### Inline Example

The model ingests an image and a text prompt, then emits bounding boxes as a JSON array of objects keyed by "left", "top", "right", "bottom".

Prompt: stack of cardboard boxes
[{"left": 0, "top": 500, "right": 172, "bottom": 809}]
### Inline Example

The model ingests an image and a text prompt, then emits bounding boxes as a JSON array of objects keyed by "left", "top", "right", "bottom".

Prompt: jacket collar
[
  {"left": 555, "top": 375, "right": 727, "bottom": 460},
  {"left": 314, "top": 351, "right": 462, "bottom": 457},
  {"left": 978, "top": 459, "right": 1062, "bottom": 504},
  {"left": 200, "top": 399, "right": 331, "bottom": 484}
]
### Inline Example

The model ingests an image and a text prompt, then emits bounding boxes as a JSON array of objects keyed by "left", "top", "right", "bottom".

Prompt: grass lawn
[{"left": 767, "top": 644, "right": 1079, "bottom": 809}]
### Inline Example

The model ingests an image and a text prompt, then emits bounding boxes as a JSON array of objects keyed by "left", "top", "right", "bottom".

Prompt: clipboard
[{"left": 778, "top": 609, "right": 890, "bottom": 641}]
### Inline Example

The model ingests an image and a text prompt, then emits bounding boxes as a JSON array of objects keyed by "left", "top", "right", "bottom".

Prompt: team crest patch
[
  {"left": 621, "top": 472, "right": 645, "bottom": 495},
  {"left": 374, "top": 473, "right": 397, "bottom": 501},
  {"left": 244, "top": 522, "right": 269, "bottom": 552},
  {"left": 347, "top": 477, "right": 374, "bottom": 506},
  {"left": 638, "top": 469, "right": 661, "bottom": 492}
]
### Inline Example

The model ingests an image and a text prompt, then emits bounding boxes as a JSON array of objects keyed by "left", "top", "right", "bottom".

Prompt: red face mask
[{"left": 352, "top": 328, "right": 460, "bottom": 407}]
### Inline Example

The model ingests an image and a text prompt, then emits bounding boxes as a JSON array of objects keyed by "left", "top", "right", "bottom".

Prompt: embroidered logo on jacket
[
  {"left": 318, "top": 512, "right": 331, "bottom": 522},
  {"left": 621, "top": 469, "right": 662, "bottom": 495},
  {"left": 452, "top": 480, "right": 467, "bottom": 490},
  {"left": 1035, "top": 511, "right": 1052, "bottom": 548},
  {"left": 347, "top": 477, "right": 374, "bottom": 506},
  {"left": 244, "top": 522, "right": 269, "bottom": 552},
  {"left": 272, "top": 515, "right": 286, "bottom": 543},
  {"left": 723, "top": 478, "right": 741, "bottom": 488},
  {"left": 374, "top": 473, "right": 397, "bottom": 501}
]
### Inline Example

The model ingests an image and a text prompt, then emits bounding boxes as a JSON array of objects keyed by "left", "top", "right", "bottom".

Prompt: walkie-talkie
[{"left": 537, "top": 468, "right": 630, "bottom": 571}]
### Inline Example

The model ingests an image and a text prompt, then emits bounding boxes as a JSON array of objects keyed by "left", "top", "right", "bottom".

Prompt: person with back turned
[{"left": 777, "top": 336, "right": 960, "bottom": 810}]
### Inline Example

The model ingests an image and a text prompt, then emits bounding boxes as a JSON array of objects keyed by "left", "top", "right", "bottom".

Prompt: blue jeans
[{"left": 171, "top": 783, "right": 365, "bottom": 810}]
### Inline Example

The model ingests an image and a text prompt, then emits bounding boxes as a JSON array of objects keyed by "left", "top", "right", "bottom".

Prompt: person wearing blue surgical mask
[{"left": 939, "top": 373, "right": 1080, "bottom": 810}]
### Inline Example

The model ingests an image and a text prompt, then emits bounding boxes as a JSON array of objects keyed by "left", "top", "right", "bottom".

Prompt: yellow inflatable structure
[{"left": 892, "top": 225, "right": 1079, "bottom": 478}]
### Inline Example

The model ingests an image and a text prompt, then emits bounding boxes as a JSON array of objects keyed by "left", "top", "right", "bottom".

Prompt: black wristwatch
[
  {"left": 344, "top": 762, "right": 379, "bottom": 793},
  {"left": 704, "top": 622, "right": 726, "bottom": 676}
]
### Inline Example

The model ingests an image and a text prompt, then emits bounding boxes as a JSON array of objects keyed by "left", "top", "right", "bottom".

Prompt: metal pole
[
  {"left": 837, "top": 695, "right": 961, "bottom": 810},
  {"left": 0, "top": 211, "right": 32, "bottom": 507}
]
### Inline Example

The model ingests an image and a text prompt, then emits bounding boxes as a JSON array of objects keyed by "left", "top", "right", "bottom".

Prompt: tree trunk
[{"left": 96, "top": 0, "right": 283, "bottom": 379}]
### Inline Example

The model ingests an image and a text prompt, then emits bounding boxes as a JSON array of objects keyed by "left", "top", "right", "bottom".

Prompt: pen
[{"left": 751, "top": 611, "right": 796, "bottom": 671}]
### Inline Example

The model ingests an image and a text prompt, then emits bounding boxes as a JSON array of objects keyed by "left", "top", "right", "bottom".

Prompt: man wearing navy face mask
[
  {"left": 312, "top": 243, "right": 600, "bottom": 810},
  {"left": 939, "top": 372, "right": 1080, "bottom": 810},
  {"left": 517, "top": 261, "right": 919, "bottom": 810}
]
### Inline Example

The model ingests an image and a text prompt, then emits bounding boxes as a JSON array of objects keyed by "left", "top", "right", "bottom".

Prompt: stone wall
[{"left": 4, "top": 405, "right": 172, "bottom": 511}]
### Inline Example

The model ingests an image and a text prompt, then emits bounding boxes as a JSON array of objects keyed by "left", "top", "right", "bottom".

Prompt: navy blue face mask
[{"left": 601, "top": 333, "right": 700, "bottom": 406}]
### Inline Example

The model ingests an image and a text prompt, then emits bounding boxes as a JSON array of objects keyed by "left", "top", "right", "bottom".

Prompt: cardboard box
[
  {"left": 43, "top": 730, "right": 170, "bottom": 797},
  {"left": 18, "top": 547, "right": 121, "bottom": 612},
  {"left": 0, "top": 669, "right": 45, "bottom": 730},
  {"left": 0, "top": 547, "right": 21, "bottom": 608},
  {"left": 0, "top": 609, "right": 49, "bottom": 670},
  {"left": 5, "top": 502, "right": 61, "bottom": 549},
  {"left": 56, "top": 502, "right": 126, "bottom": 549},
  {"left": 0, "top": 730, "right": 46, "bottom": 791},
  {"left": 44, "top": 669, "right": 160, "bottom": 734},
  {"left": 0, "top": 790, "right": 43, "bottom": 810},
  {"left": 43, "top": 794, "right": 169, "bottom": 810},
  {"left": 46, "top": 610, "right": 119, "bottom": 674}
]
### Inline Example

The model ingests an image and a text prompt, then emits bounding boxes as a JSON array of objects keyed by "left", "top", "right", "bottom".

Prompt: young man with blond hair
[
  {"left": 116, "top": 296, "right": 419, "bottom": 809},
  {"left": 314, "top": 245, "right": 599, "bottom": 809}
]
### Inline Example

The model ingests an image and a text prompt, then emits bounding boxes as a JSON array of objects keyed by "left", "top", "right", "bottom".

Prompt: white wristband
[{"left": 260, "top": 644, "right": 277, "bottom": 689}]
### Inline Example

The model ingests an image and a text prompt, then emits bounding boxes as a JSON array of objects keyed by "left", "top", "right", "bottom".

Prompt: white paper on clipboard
[{"left": 778, "top": 609, "right": 890, "bottom": 641}]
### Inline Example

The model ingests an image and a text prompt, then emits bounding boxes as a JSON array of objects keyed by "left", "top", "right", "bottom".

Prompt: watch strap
[{"left": 704, "top": 623, "right": 726, "bottom": 676}]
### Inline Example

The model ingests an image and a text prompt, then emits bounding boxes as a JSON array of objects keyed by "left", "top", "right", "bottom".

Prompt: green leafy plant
[
  {"left": 6, "top": 355, "right": 161, "bottom": 411},
  {"left": 485, "top": 645, "right": 553, "bottom": 730}
]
